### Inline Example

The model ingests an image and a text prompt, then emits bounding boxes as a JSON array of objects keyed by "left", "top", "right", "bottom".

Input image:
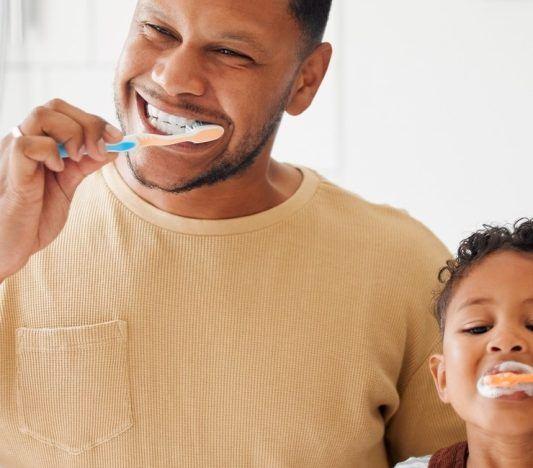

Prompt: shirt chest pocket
[{"left": 15, "top": 320, "right": 133, "bottom": 454}]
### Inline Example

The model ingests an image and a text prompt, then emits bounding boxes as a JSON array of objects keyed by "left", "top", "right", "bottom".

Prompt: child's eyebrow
[
  {"left": 458, "top": 297, "right": 533, "bottom": 311},
  {"left": 457, "top": 297, "right": 494, "bottom": 311}
]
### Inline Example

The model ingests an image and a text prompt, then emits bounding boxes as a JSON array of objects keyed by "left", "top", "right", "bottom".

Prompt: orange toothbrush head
[
  {"left": 485, "top": 372, "right": 533, "bottom": 388},
  {"left": 189, "top": 125, "right": 225, "bottom": 143},
  {"left": 135, "top": 125, "right": 225, "bottom": 148}
]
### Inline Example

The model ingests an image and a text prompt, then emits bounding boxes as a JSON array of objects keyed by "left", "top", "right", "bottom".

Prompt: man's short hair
[{"left": 288, "top": 0, "right": 333, "bottom": 54}]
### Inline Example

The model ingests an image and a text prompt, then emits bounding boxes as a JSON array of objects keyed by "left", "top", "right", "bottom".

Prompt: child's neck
[{"left": 466, "top": 424, "right": 533, "bottom": 468}]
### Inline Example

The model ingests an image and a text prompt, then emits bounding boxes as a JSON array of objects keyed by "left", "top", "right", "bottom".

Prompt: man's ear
[
  {"left": 429, "top": 354, "right": 450, "bottom": 404},
  {"left": 286, "top": 42, "right": 332, "bottom": 116}
]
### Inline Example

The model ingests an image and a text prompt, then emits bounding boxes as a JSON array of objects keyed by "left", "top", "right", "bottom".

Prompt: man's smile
[
  {"left": 146, "top": 103, "right": 211, "bottom": 134},
  {"left": 133, "top": 89, "right": 230, "bottom": 155},
  {"left": 111, "top": 0, "right": 329, "bottom": 196}
]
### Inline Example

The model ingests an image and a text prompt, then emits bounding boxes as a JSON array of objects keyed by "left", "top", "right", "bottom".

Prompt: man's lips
[
  {"left": 135, "top": 90, "right": 224, "bottom": 128},
  {"left": 133, "top": 91, "right": 229, "bottom": 153}
]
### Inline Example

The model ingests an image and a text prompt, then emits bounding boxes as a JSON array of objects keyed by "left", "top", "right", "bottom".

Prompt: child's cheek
[{"left": 444, "top": 337, "right": 479, "bottom": 396}]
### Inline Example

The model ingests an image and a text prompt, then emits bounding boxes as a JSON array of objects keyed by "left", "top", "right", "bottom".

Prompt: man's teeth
[{"left": 146, "top": 103, "right": 208, "bottom": 135}]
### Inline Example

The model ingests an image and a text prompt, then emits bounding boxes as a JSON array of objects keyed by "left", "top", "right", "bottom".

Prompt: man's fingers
[
  {"left": 3, "top": 98, "right": 124, "bottom": 199},
  {"left": 19, "top": 106, "right": 85, "bottom": 162},
  {"left": 9, "top": 135, "right": 65, "bottom": 184},
  {"left": 4, "top": 132, "right": 118, "bottom": 205},
  {"left": 55, "top": 153, "right": 119, "bottom": 200},
  {"left": 17, "top": 99, "right": 123, "bottom": 164},
  {"left": 103, "top": 123, "right": 124, "bottom": 143},
  {"left": 43, "top": 99, "right": 123, "bottom": 162}
]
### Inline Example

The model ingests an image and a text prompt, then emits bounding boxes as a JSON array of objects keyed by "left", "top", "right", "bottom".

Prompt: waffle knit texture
[{"left": 0, "top": 163, "right": 465, "bottom": 467}]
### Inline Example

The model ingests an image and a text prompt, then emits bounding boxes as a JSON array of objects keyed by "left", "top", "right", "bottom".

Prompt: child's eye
[{"left": 464, "top": 325, "right": 492, "bottom": 335}]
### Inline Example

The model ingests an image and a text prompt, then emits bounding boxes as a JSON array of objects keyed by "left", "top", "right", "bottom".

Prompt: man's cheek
[{"left": 120, "top": 38, "right": 154, "bottom": 75}]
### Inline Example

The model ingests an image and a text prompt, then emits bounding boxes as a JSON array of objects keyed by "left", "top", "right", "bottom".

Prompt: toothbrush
[
  {"left": 484, "top": 373, "right": 533, "bottom": 388},
  {"left": 57, "top": 124, "right": 224, "bottom": 158}
]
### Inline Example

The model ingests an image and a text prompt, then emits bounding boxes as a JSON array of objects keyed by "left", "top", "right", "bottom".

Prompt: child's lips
[
  {"left": 496, "top": 391, "right": 531, "bottom": 401},
  {"left": 481, "top": 360, "right": 533, "bottom": 378},
  {"left": 477, "top": 360, "right": 533, "bottom": 399}
]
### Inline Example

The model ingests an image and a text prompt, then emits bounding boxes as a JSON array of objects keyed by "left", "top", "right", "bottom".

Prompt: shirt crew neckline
[{"left": 101, "top": 160, "right": 320, "bottom": 236}]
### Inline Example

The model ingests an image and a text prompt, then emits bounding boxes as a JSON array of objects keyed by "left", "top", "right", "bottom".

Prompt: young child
[{"left": 397, "top": 218, "right": 533, "bottom": 467}]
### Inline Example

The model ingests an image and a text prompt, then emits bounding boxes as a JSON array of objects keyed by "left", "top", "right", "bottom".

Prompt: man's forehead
[
  {"left": 135, "top": 0, "right": 294, "bottom": 55},
  {"left": 136, "top": 0, "right": 290, "bottom": 22}
]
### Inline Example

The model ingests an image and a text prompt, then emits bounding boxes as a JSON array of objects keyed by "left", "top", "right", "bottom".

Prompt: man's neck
[
  {"left": 466, "top": 424, "right": 533, "bottom": 468},
  {"left": 114, "top": 155, "right": 303, "bottom": 219}
]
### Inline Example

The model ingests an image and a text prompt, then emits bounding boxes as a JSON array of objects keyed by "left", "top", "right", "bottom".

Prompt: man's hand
[{"left": 0, "top": 98, "right": 124, "bottom": 282}]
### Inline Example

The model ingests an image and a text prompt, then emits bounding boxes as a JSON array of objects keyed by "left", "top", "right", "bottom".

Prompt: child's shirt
[
  {"left": 395, "top": 442, "right": 468, "bottom": 468},
  {"left": 395, "top": 455, "right": 431, "bottom": 467}
]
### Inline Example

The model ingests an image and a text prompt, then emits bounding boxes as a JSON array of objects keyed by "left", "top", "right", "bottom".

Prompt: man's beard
[{"left": 113, "top": 84, "right": 292, "bottom": 195}]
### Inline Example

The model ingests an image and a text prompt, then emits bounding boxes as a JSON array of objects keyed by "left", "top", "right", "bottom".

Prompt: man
[{"left": 0, "top": 1, "right": 465, "bottom": 466}]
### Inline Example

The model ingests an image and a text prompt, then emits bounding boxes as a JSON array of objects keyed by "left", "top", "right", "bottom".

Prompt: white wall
[
  {"left": 334, "top": 0, "right": 533, "bottom": 252},
  {"left": 1, "top": 0, "right": 532, "bottom": 251}
]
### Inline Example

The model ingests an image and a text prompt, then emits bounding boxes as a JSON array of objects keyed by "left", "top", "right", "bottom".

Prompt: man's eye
[
  {"left": 217, "top": 48, "right": 249, "bottom": 60},
  {"left": 145, "top": 23, "right": 173, "bottom": 38},
  {"left": 464, "top": 326, "right": 492, "bottom": 335}
]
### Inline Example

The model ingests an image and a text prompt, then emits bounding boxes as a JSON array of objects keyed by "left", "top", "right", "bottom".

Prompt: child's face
[{"left": 430, "top": 250, "right": 533, "bottom": 436}]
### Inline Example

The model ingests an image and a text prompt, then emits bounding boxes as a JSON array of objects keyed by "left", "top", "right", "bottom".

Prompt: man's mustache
[{"left": 133, "top": 82, "right": 232, "bottom": 126}]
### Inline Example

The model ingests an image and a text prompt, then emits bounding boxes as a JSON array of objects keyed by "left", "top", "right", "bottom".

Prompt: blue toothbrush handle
[
  {"left": 57, "top": 140, "right": 137, "bottom": 159},
  {"left": 57, "top": 144, "right": 69, "bottom": 158}
]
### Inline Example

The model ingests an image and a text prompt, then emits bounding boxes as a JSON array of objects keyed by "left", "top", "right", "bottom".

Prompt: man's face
[
  {"left": 113, "top": 0, "right": 304, "bottom": 192},
  {"left": 430, "top": 251, "right": 533, "bottom": 437}
]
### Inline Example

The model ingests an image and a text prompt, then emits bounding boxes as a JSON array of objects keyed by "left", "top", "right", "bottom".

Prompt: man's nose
[
  {"left": 151, "top": 47, "right": 206, "bottom": 97},
  {"left": 487, "top": 329, "right": 528, "bottom": 354}
]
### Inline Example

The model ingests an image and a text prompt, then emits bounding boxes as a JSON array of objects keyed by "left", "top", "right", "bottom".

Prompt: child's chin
[{"left": 474, "top": 397, "right": 533, "bottom": 437}]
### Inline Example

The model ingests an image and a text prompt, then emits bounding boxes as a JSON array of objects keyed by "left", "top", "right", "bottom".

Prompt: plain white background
[{"left": 1, "top": 0, "right": 532, "bottom": 251}]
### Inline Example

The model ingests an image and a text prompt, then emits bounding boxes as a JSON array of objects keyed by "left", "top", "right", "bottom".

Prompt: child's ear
[{"left": 429, "top": 354, "right": 450, "bottom": 404}]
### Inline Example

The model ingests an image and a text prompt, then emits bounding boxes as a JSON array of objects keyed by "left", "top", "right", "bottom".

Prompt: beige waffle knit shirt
[{"left": 0, "top": 163, "right": 465, "bottom": 467}]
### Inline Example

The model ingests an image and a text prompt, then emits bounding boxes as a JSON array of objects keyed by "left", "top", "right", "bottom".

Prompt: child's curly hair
[{"left": 435, "top": 218, "right": 533, "bottom": 332}]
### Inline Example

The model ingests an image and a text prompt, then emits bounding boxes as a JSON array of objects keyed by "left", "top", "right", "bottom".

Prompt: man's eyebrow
[
  {"left": 135, "top": 6, "right": 268, "bottom": 56},
  {"left": 136, "top": 3, "right": 168, "bottom": 19},
  {"left": 218, "top": 32, "right": 269, "bottom": 55}
]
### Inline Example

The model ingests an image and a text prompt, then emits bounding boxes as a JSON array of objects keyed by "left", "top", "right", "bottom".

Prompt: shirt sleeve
[
  {"left": 385, "top": 335, "right": 466, "bottom": 464},
  {"left": 382, "top": 214, "right": 467, "bottom": 464},
  {"left": 0, "top": 280, "right": 7, "bottom": 320}
]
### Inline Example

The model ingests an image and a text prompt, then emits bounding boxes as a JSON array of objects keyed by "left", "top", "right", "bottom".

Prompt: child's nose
[{"left": 487, "top": 332, "right": 528, "bottom": 354}]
